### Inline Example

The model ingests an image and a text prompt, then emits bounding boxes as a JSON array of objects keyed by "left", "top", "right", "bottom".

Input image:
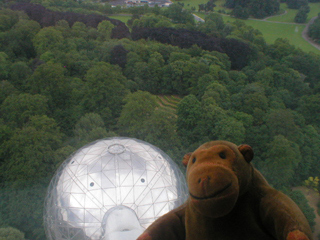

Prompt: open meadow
[{"left": 193, "top": 1, "right": 320, "bottom": 54}]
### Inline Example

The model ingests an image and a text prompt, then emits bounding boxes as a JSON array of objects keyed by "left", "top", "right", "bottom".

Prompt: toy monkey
[{"left": 137, "top": 140, "right": 313, "bottom": 240}]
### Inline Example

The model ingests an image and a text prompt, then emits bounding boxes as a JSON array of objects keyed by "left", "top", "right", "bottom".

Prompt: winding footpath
[{"left": 302, "top": 16, "right": 320, "bottom": 51}]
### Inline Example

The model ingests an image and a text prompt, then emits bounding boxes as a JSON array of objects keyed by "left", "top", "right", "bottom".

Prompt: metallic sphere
[{"left": 44, "top": 137, "right": 188, "bottom": 240}]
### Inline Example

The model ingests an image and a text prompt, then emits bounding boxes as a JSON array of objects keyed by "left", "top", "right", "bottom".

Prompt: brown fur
[{"left": 137, "top": 141, "right": 313, "bottom": 240}]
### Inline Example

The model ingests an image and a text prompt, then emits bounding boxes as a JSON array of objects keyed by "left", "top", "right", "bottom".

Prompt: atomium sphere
[{"left": 44, "top": 137, "right": 188, "bottom": 240}]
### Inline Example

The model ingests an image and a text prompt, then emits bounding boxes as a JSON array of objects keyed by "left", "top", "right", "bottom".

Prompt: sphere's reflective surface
[{"left": 44, "top": 137, "right": 188, "bottom": 240}]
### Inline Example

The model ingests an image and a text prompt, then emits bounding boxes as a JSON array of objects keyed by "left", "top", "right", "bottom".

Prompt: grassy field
[
  {"left": 194, "top": 0, "right": 320, "bottom": 54},
  {"left": 267, "top": 2, "right": 320, "bottom": 23},
  {"left": 220, "top": 14, "right": 320, "bottom": 53},
  {"left": 108, "top": 15, "right": 132, "bottom": 25},
  {"left": 109, "top": 0, "right": 320, "bottom": 54}
]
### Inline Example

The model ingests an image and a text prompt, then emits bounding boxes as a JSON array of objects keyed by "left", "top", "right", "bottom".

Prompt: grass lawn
[
  {"left": 195, "top": 13, "right": 319, "bottom": 53},
  {"left": 267, "top": 3, "right": 320, "bottom": 23},
  {"left": 266, "top": 3, "right": 298, "bottom": 22},
  {"left": 108, "top": 15, "right": 132, "bottom": 25}
]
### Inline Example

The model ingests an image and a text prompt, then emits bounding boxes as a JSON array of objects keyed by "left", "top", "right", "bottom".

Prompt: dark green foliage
[
  {"left": 228, "top": 0, "right": 280, "bottom": 18},
  {"left": 231, "top": 5, "right": 250, "bottom": 19},
  {"left": 198, "top": 0, "right": 216, "bottom": 12},
  {"left": 294, "top": 5, "right": 309, "bottom": 23},
  {"left": 308, "top": 16, "right": 320, "bottom": 43},
  {"left": 162, "top": 3, "right": 195, "bottom": 25},
  {"left": 286, "top": 0, "right": 308, "bottom": 9}
]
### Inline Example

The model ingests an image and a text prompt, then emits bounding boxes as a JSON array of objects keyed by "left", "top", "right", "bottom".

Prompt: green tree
[
  {"left": 0, "top": 81, "right": 18, "bottom": 104},
  {"left": 294, "top": 5, "right": 309, "bottom": 23},
  {"left": 8, "top": 62, "right": 32, "bottom": 90},
  {"left": 261, "top": 135, "right": 302, "bottom": 188},
  {"left": 74, "top": 113, "right": 115, "bottom": 147},
  {"left": 162, "top": 3, "right": 195, "bottom": 24},
  {"left": 231, "top": 5, "right": 249, "bottom": 19},
  {"left": 1, "top": 115, "right": 63, "bottom": 184},
  {"left": 265, "top": 109, "right": 302, "bottom": 143},
  {"left": 132, "top": 14, "right": 172, "bottom": 28},
  {"left": 177, "top": 94, "right": 203, "bottom": 146},
  {"left": 0, "top": 9, "right": 19, "bottom": 32},
  {"left": 0, "top": 227, "right": 25, "bottom": 240},
  {"left": 1, "top": 93, "right": 48, "bottom": 128},
  {"left": 142, "top": 109, "right": 181, "bottom": 153},
  {"left": 97, "top": 20, "right": 114, "bottom": 41},
  {"left": 27, "top": 62, "right": 70, "bottom": 113},
  {"left": 214, "top": 117, "right": 246, "bottom": 144},
  {"left": 308, "top": 17, "right": 320, "bottom": 42},
  {"left": 0, "top": 52, "right": 9, "bottom": 80},
  {"left": 82, "top": 62, "right": 129, "bottom": 125},
  {"left": 32, "top": 26, "right": 64, "bottom": 55},
  {"left": 118, "top": 91, "right": 157, "bottom": 137},
  {"left": 298, "top": 125, "right": 320, "bottom": 180},
  {"left": 298, "top": 94, "right": 320, "bottom": 126},
  {"left": 5, "top": 19, "right": 40, "bottom": 59},
  {"left": 202, "top": 82, "right": 231, "bottom": 109}
]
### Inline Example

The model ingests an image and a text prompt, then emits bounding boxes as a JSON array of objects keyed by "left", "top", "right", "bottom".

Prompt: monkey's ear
[
  {"left": 182, "top": 152, "right": 192, "bottom": 167},
  {"left": 238, "top": 144, "right": 254, "bottom": 163}
]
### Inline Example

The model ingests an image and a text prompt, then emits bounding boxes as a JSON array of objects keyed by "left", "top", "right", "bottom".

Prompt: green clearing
[
  {"left": 267, "top": 2, "right": 320, "bottom": 23},
  {"left": 195, "top": 12, "right": 320, "bottom": 53},
  {"left": 266, "top": 3, "right": 298, "bottom": 22},
  {"left": 108, "top": 15, "right": 132, "bottom": 25}
]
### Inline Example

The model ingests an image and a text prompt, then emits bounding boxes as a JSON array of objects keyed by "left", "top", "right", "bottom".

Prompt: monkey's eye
[
  {"left": 192, "top": 157, "right": 196, "bottom": 163},
  {"left": 219, "top": 152, "right": 226, "bottom": 159}
]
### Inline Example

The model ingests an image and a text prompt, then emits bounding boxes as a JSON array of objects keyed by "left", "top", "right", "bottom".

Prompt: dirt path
[{"left": 293, "top": 186, "right": 320, "bottom": 239}]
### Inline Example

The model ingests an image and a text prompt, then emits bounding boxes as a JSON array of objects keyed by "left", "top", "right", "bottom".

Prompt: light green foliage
[
  {"left": 214, "top": 117, "right": 246, "bottom": 144},
  {"left": 162, "top": 3, "right": 195, "bottom": 25},
  {"left": 82, "top": 62, "right": 129, "bottom": 124},
  {"left": 142, "top": 110, "right": 181, "bottom": 152},
  {"left": 74, "top": 113, "right": 115, "bottom": 147},
  {"left": 0, "top": 9, "right": 19, "bottom": 32},
  {"left": 5, "top": 19, "right": 41, "bottom": 59},
  {"left": 177, "top": 94, "right": 203, "bottom": 146},
  {"left": 202, "top": 82, "right": 231, "bottom": 109},
  {"left": 304, "top": 177, "right": 319, "bottom": 193},
  {"left": 1, "top": 114, "right": 63, "bottom": 188},
  {"left": 118, "top": 90, "right": 157, "bottom": 137},
  {"left": 71, "top": 21, "right": 88, "bottom": 38},
  {"left": 261, "top": 135, "right": 302, "bottom": 188},
  {"left": 97, "top": 20, "right": 114, "bottom": 41},
  {"left": 32, "top": 26, "right": 64, "bottom": 55},
  {"left": 1, "top": 93, "right": 48, "bottom": 128},
  {"left": 266, "top": 109, "right": 302, "bottom": 143},
  {"left": 27, "top": 62, "right": 70, "bottom": 111},
  {"left": 8, "top": 62, "right": 32, "bottom": 89},
  {"left": 0, "top": 227, "right": 25, "bottom": 240},
  {"left": 132, "top": 14, "right": 172, "bottom": 28}
]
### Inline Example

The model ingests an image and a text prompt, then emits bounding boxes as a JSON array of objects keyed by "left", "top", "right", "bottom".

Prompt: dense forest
[{"left": 1, "top": 0, "right": 320, "bottom": 239}]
